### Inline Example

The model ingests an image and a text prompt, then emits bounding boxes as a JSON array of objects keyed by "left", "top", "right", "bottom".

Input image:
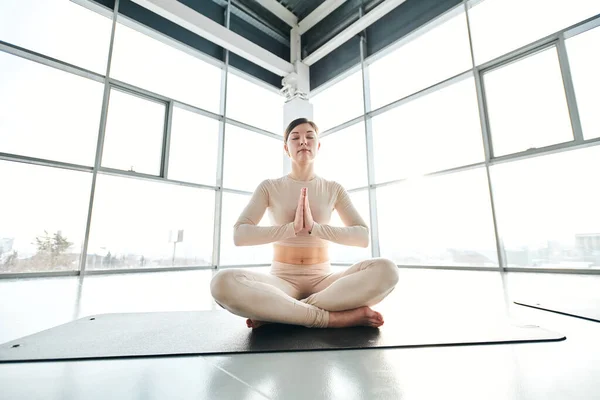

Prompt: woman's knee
[
  {"left": 210, "top": 269, "right": 239, "bottom": 305},
  {"left": 373, "top": 258, "right": 399, "bottom": 288}
]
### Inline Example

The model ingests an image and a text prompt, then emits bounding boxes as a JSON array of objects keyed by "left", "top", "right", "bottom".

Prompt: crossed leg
[
  {"left": 210, "top": 268, "right": 330, "bottom": 328},
  {"left": 209, "top": 258, "right": 399, "bottom": 328}
]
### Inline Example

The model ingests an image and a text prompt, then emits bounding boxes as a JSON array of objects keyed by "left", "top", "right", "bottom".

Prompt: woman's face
[{"left": 284, "top": 123, "right": 320, "bottom": 163}]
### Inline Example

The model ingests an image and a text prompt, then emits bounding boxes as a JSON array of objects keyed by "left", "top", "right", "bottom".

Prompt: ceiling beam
[
  {"left": 131, "top": 0, "right": 294, "bottom": 76},
  {"left": 253, "top": 0, "right": 298, "bottom": 27},
  {"left": 298, "top": 0, "right": 347, "bottom": 35},
  {"left": 209, "top": 0, "right": 290, "bottom": 45},
  {"left": 302, "top": 0, "right": 408, "bottom": 66}
]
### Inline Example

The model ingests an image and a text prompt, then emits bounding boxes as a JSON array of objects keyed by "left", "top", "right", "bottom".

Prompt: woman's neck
[{"left": 288, "top": 164, "right": 316, "bottom": 182}]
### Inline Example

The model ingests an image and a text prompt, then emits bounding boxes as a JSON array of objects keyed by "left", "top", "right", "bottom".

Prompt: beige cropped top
[{"left": 233, "top": 175, "right": 369, "bottom": 248}]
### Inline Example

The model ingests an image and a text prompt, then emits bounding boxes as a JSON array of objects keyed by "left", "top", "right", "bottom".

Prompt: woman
[{"left": 210, "top": 118, "right": 399, "bottom": 329}]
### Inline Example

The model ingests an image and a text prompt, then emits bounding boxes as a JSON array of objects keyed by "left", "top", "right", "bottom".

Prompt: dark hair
[{"left": 284, "top": 118, "right": 319, "bottom": 143}]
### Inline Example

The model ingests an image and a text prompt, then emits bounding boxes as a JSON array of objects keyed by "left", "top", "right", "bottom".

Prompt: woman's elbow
[
  {"left": 361, "top": 226, "right": 370, "bottom": 248},
  {"left": 233, "top": 226, "right": 245, "bottom": 246}
]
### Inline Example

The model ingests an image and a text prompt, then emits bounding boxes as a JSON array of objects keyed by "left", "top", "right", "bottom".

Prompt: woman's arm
[
  {"left": 310, "top": 183, "right": 369, "bottom": 247},
  {"left": 233, "top": 180, "right": 296, "bottom": 246}
]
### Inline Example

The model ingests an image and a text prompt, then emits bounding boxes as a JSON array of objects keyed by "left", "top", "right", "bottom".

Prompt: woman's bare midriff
[{"left": 273, "top": 244, "right": 329, "bottom": 265}]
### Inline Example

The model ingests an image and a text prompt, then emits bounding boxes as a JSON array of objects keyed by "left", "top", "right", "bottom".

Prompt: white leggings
[{"left": 210, "top": 257, "right": 399, "bottom": 328}]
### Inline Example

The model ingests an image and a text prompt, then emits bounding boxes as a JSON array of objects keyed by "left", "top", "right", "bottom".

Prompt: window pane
[
  {"left": 468, "top": 0, "right": 600, "bottom": 65},
  {"left": 87, "top": 174, "right": 214, "bottom": 270},
  {"left": 567, "top": 26, "right": 600, "bottom": 140},
  {"left": 223, "top": 124, "right": 283, "bottom": 192},
  {"left": 168, "top": 107, "right": 220, "bottom": 185},
  {"left": 101, "top": 88, "right": 166, "bottom": 175},
  {"left": 77, "top": 270, "right": 216, "bottom": 317},
  {"left": 317, "top": 123, "right": 368, "bottom": 190},
  {"left": 0, "top": 0, "right": 112, "bottom": 74},
  {"left": 0, "top": 161, "right": 91, "bottom": 274},
  {"left": 0, "top": 52, "right": 104, "bottom": 166},
  {"left": 311, "top": 70, "right": 364, "bottom": 132},
  {"left": 372, "top": 77, "right": 484, "bottom": 184},
  {"left": 226, "top": 72, "right": 284, "bottom": 133},
  {"left": 369, "top": 10, "right": 472, "bottom": 110},
  {"left": 492, "top": 146, "right": 600, "bottom": 269},
  {"left": 377, "top": 168, "right": 498, "bottom": 267},
  {"left": 483, "top": 47, "right": 573, "bottom": 157},
  {"left": 220, "top": 192, "right": 272, "bottom": 266},
  {"left": 110, "top": 21, "right": 222, "bottom": 113},
  {"left": 328, "top": 190, "right": 371, "bottom": 264}
]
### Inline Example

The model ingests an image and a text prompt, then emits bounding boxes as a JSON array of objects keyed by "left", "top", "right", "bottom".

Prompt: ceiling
[
  {"left": 274, "top": 0, "right": 324, "bottom": 19},
  {"left": 90, "top": 0, "right": 461, "bottom": 90}
]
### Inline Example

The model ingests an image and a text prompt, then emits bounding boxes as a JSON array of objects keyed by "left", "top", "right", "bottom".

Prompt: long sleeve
[
  {"left": 310, "top": 183, "right": 369, "bottom": 247},
  {"left": 233, "top": 180, "right": 296, "bottom": 246}
]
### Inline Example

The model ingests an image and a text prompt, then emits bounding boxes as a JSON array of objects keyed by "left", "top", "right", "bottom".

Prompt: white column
[{"left": 281, "top": 59, "right": 312, "bottom": 175}]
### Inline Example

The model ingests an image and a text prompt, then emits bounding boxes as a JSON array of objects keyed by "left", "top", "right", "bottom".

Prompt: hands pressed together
[{"left": 294, "top": 187, "right": 315, "bottom": 235}]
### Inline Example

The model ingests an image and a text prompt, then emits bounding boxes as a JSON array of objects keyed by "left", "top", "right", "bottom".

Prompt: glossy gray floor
[{"left": 1, "top": 267, "right": 599, "bottom": 400}]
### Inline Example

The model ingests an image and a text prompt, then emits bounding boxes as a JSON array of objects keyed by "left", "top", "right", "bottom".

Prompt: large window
[
  {"left": 2, "top": 0, "right": 599, "bottom": 277},
  {"left": 0, "top": 161, "right": 92, "bottom": 274},
  {"left": 167, "top": 106, "right": 220, "bottom": 185},
  {"left": 226, "top": 71, "right": 284, "bottom": 134},
  {"left": 87, "top": 174, "right": 214, "bottom": 270},
  {"left": 483, "top": 47, "right": 574, "bottom": 157},
  {"left": 566, "top": 25, "right": 600, "bottom": 140},
  {"left": 468, "top": 0, "right": 600, "bottom": 65},
  {"left": 492, "top": 146, "right": 600, "bottom": 269},
  {"left": 219, "top": 192, "right": 272, "bottom": 266},
  {"left": 223, "top": 124, "right": 283, "bottom": 192},
  {"left": 317, "top": 123, "right": 368, "bottom": 190},
  {"left": 110, "top": 20, "right": 222, "bottom": 113},
  {"left": 368, "top": 9, "right": 472, "bottom": 111},
  {"left": 311, "top": 69, "right": 364, "bottom": 132},
  {"left": 377, "top": 168, "right": 498, "bottom": 267},
  {"left": 0, "top": 0, "right": 112, "bottom": 74},
  {"left": 371, "top": 76, "right": 484, "bottom": 184},
  {"left": 0, "top": 52, "right": 104, "bottom": 166},
  {"left": 101, "top": 88, "right": 166, "bottom": 175},
  {"left": 328, "top": 190, "right": 371, "bottom": 264}
]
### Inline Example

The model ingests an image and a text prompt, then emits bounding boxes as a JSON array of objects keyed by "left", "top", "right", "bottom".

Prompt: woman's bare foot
[
  {"left": 327, "top": 306, "right": 384, "bottom": 328},
  {"left": 246, "top": 318, "right": 271, "bottom": 329},
  {"left": 246, "top": 307, "right": 384, "bottom": 329}
]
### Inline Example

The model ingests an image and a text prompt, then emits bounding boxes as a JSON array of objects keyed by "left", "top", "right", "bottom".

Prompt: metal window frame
[
  {"left": 161, "top": 101, "right": 174, "bottom": 178},
  {"left": 556, "top": 35, "right": 584, "bottom": 143},
  {"left": 0, "top": 0, "right": 279, "bottom": 279},
  {"left": 79, "top": 0, "right": 121, "bottom": 274},
  {"left": 2, "top": 5, "right": 600, "bottom": 279},
  {"left": 359, "top": 8, "right": 381, "bottom": 259},
  {"left": 463, "top": 0, "right": 506, "bottom": 271},
  {"left": 212, "top": 1, "right": 232, "bottom": 269},
  {"left": 311, "top": 5, "right": 600, "bottom": 275},
  {"left": 0, "top": 40, "right": 105, "bottom": 84},
  {"left": 0, "top": 152, "right": 94, "bottom": 174}
]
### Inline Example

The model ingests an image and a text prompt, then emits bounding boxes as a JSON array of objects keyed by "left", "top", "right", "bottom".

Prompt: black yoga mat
[
  {"left": 0, "top": 310, "right": 565, "bottom": 363},
  {"left": 515, "top": 300, "right": 600, "bottom": 323}
]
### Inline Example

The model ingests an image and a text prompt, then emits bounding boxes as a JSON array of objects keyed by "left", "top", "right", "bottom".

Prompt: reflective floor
[{"left": 1, "top": 268, "right": 599, "bottom": 399}]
